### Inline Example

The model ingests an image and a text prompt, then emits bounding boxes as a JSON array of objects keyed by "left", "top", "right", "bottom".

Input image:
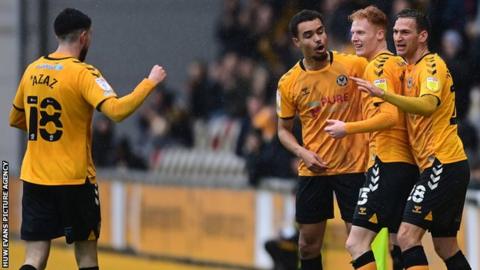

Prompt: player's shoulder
[
  {"left": 69, "top": 60, "right": 102, "bottom": 78},
  {"left": 278, "top": 61, "right": 302, "bottom": 87},
  {"left": 332, "top": 51, "right": 368, "bottom": 66},
  {"left": 418, "top": 53, "right": 447, "bottom": 76},
  {"left": 368, "top": 53, "right": 406, "bottom": 76}
]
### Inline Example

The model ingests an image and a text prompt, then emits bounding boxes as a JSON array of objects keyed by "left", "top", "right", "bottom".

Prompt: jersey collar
[
  {"left": 415, "top": 52, "right": 435, "bottom": 65},
  {"left": 372, "top": 50, "right": 394, "bottom": 61},
  {"left": 299, "top": 51, "right": 334, "bottom": 71},
  {"left": 44, "top": 52, "right": 75, "bottom": 60}
]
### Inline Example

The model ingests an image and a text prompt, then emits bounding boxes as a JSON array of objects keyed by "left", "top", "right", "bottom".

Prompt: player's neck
[
  {"left": 367, "top": 42, "right": 389, "bottom": 62},
  {"left": 303, "top": 54, "right": 329, "bottom": 71},
  {"left": 406, "top": 46, "right": 430, "bottom": 64},
  {"left": 54, "top": 44, "right": 80, "bottom": 59}
]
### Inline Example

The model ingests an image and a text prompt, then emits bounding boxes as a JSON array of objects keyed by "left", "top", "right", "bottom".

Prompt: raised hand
[
  {"left": 148, "top": 65, "right": 167, "bottom": 85},
  {"left": 324, "top": 119, "right": 347, "bottom": 139},
  {"left": 350, "top": 76, "right": 384, "bottom": 97}
]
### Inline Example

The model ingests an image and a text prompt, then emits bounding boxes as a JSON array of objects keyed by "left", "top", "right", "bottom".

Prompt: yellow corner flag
[{"left": 371, "top": 228, "right": 389, "bottom": 270}]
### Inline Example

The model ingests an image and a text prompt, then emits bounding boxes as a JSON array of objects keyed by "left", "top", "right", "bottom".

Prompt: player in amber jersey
[
  {"left": 277, "top": 10, "right": 368, "bottom": 270},
  {"left": 324, "top": 6, "right": 418, "bottom": 270},
  {"left": 354, "top": 8, "right": 471, "bottom": 270},
  {"left": 9, "top": 8, "right": 166, "bottom": 270}
]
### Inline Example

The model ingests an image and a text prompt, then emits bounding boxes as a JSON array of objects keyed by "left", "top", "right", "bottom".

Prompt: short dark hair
[
  {"left": 395, "top": 8, "right": 430, "bottom": 33},
  {"left": 289, "top": 9, "right": 325, "bottom": 38},
  {"left": 54, "top": 8, "right": 91, "bottom": 39}
]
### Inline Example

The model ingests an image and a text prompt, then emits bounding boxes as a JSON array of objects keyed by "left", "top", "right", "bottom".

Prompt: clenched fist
[{"left": 148, "top": 65, "right": 167, "bottom": 85}]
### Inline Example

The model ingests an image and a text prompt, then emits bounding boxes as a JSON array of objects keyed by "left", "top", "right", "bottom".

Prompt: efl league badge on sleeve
[
  {"left": 95, "top": 77, "right": 115, "bottom": 96},
  {"left": 373, "top": 78, "right": 387, "bottom": 91},
  {"left": 426, "top": 77, "right": 439, "bottom": 92}
]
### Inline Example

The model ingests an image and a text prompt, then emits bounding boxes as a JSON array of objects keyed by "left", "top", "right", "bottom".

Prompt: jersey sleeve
[
  {"left": 419, "top": 57, "right": 444, "bottom": 100},
  {"left": 79, "top": 65, "right": 118, "bottom": 108},
  {"left": 12, "top": 71, "right": 28, "bottom": 110},
  {"left": 366, "top": 56, "right": 399, "bottom": 105},
  {"left": 276, "top": 73, "right": 296, "bottom": 119}
]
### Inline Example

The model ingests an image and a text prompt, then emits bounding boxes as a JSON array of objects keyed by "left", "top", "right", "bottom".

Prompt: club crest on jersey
[
  {"left": 336, "top": 75, "right": 348, "bottom": 86},
  {"left": 407, "top": 77, "right": 413, "bottom": 89}
]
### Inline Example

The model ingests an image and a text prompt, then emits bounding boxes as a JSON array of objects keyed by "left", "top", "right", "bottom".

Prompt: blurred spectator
[
  {"left": 469, "top": 159, "right": 480, "bottom": 190},
  {"left": 236, "top": 95, "right": 265, "bottom": 156},
  {"left": 218, "top": 53, "right": 250, "bottom": 118},
  {"left": 92, "top": 116, "right": 115, "bottom": 167},
  {"left": 186, "top": 60, "right": 223, "bottom": 120},
  {"left": 216, "top": 0, "right": 256, "bottom": 57},
  {"left": 457, "top": 119, "right": 479, "bottom": 162},
  {"left": 114, "top": 137, "right": 148, "bottom": 170},
  {"left": 241, "top": 102, "right": 297, "bottom": 186},
  {"left": 440, "top": 29, "right": 473, "bottom": 119},
  {"left": 467, "top": 1, "right": 480, "bottom": 85},
  {"left": 324, "top": 0, "right": 363, "bottom": 50},
  {"left": 428, "top": 0, "right": 467, "bottom": 52}
]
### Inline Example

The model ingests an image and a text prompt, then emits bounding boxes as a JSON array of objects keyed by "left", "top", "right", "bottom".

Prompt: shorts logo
[
  {"left": 424, "top": 211, "right": 433, "bottom": 221},
  {"left": 428, "top": 164, "right": 443, "bottom": 190},
  {"left": 357, "top": 187, "right": 370, "bottom": 205},
  {"left": 369, "top": 164, "right": 380, "bottom": 191},
  {"left": 408, "top": 184, "right": 426, "bottom": 203},
  {"left": 94, "top": 184, "right": 99, "bottom": 206},
  {"left": 336, "top": 75, "right": 348, "bottom": 86},
  {"left": 358, "top": 207, "right": 367, "bottom": 215},
  {"left": 368, "top": 213, "right": 378, "bottom": 224},
  {"left": 412, "top": 205, "right": 422, "bottom": 214}
]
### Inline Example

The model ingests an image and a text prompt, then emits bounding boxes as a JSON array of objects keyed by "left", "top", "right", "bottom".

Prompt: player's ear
[
  {"left": 418, "top": 30, "right": 428, "bottom": 44},
  {"left": 79, "top": 30, "right": 89, "bottom": 44},
  {"left": 292, "top": 37, "right": 301, "bottom": 48},
  {"left": 376, "top": 28, "right": 385, "bottom": 41}
]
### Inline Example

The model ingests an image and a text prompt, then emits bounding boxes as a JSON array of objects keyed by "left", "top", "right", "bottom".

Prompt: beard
[
  {"left": 79, "top": 46, "right": 89, "bottom": 62},
  {"left": 312, "top": 51, "right": 328, "bottom": 62}
]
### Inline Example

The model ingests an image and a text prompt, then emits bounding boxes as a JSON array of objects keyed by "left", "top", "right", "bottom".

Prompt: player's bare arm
[
  {"left": 9, "top": 107, "right": 27, "bottom": 131},
  {"left": 277, "top": 117, "right": 327, "bottom": 173},
  {"left": 350, "top": 76, "right": 438, "bottom": 116},
  {"left": 99, "top": 65, "right": 167, "bottom": 122}
]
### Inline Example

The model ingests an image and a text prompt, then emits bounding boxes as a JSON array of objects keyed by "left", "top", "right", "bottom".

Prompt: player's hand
[
  {"left": 350, "top": 76, "right": 384, "bottom": 98},
  {"left": 298, "top": 148, "right": 328, "bottom": 173},
  {"left": 324, "top": 119, "right": 347, "bottom": 139},
  {"left": 148, "top": 65, "right": 167, "bottom": 85}
]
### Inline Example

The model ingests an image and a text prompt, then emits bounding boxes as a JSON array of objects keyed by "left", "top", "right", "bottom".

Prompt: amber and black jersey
[
  {"left": 403, "top": 53, "right": 466, "bottom": 170},
  {"left": 277, "top": 51, "right": 368, "bottom": 176},
  {"left": 12, "top": 52, "right": 117, "bottom": 185},
  {"left": 359, "top": 52, "right": 415, "bottom": 168}
]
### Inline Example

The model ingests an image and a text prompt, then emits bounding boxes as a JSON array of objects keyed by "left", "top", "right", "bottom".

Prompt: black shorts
[
  {"left": 402, "top": 159, "right": 470, "bottom": 237},
  {"left": 352, "top": 158, "right": 419, "bottom": 233},
  {"left": 296, "top": 173, "right": 365, "bottom": 224},
  {"left": 21, "top": 180, "right": 101, "bottom": 244}
]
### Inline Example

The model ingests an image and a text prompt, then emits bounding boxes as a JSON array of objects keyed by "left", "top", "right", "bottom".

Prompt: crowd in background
[{"left": 92, "top": 0, "right": 480, "bottom": 188}]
